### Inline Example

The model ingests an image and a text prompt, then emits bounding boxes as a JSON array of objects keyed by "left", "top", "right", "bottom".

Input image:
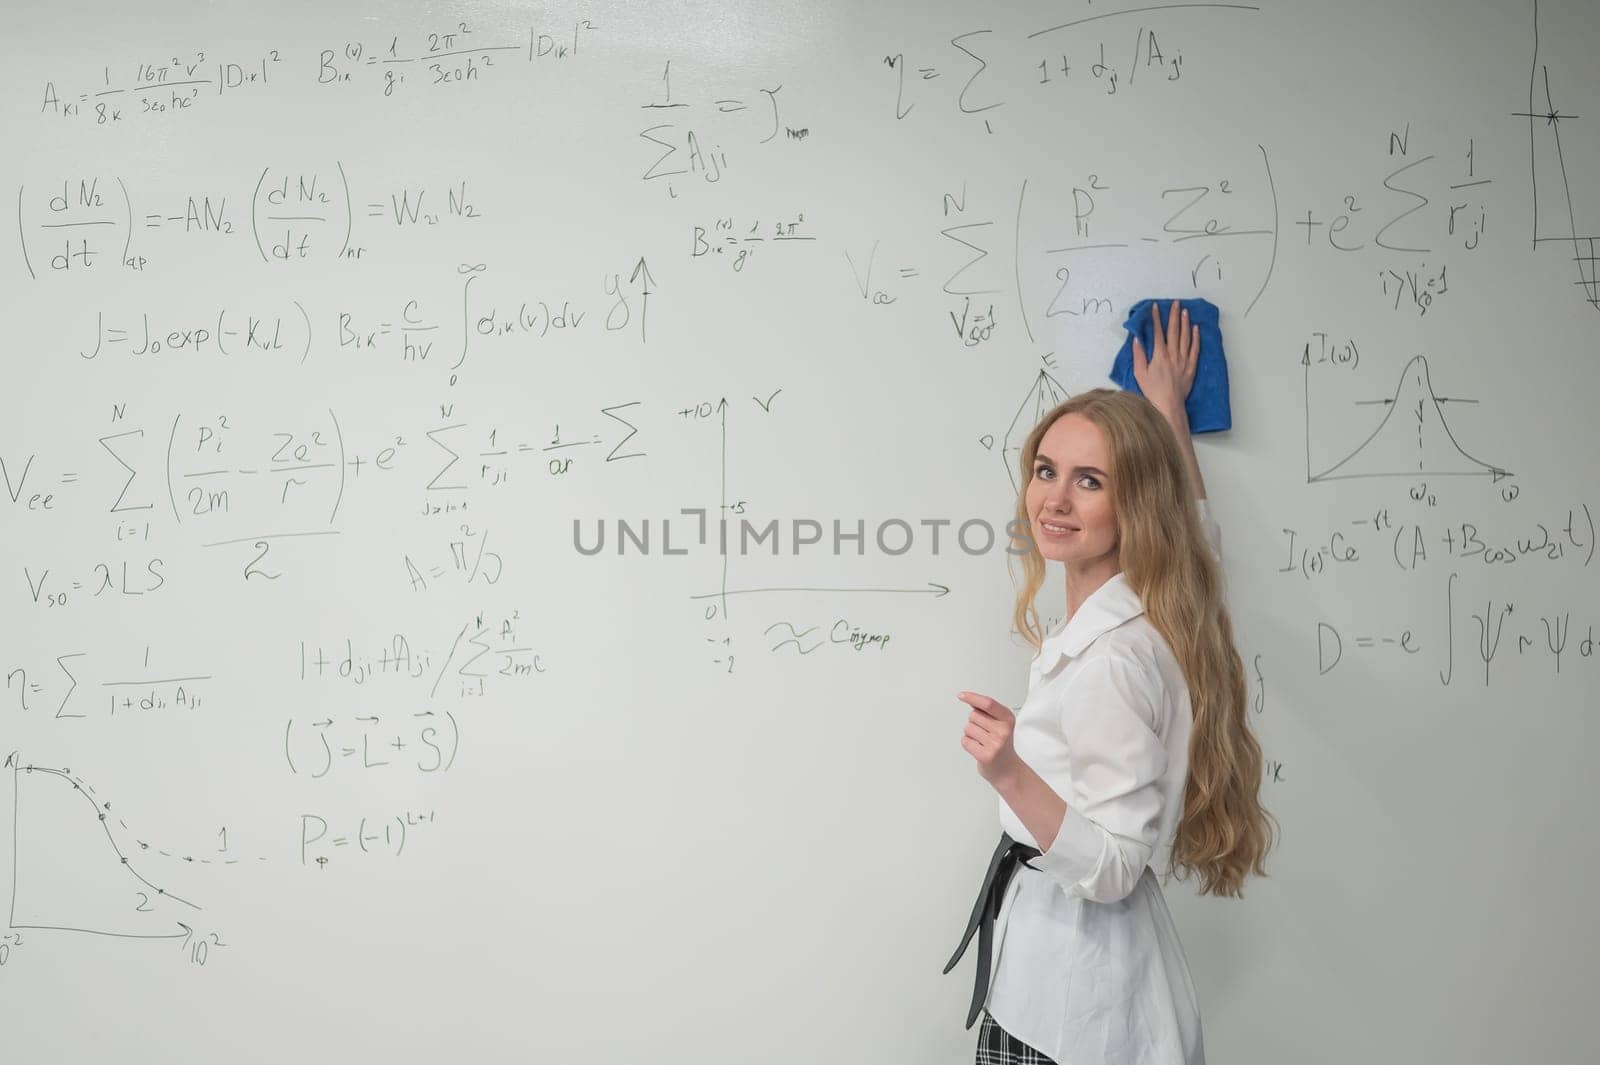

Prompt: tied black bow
[{"left": 942, "top": 832, "right": 1042, "bottom": 1030}]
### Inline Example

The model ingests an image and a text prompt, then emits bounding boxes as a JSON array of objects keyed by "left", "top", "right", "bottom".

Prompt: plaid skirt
[{"left": 976, "top": 1010, "right": 1057, "bottom": 1064}]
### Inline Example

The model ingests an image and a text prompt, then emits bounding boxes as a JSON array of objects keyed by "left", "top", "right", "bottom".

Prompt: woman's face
[{"left": 1025, "top": 413, "right": 1119, "bottom": 566}]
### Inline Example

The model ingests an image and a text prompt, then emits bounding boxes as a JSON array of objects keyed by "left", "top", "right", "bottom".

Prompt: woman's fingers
[
  {"left": 959, "top": 691, "right": 1020, "bottom": 781},
  {"left": 1149, "top": 301, "right": 1200, "bottom": 367},
  {"left": 958, "top": 691, "right": 1011, "bottom": 757},
  {"left": 957, "top": 690, "right": 1009, "bottom": 718}
]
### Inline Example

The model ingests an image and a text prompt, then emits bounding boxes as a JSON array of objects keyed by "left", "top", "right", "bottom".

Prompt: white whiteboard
[{"left": 3, "top": 0, "right": 1597, "bottom": 1060}]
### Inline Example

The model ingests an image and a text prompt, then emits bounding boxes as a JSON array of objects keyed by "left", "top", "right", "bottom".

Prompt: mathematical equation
[{"left": 34, "top": 19, "right": 602, "bottom": 126}]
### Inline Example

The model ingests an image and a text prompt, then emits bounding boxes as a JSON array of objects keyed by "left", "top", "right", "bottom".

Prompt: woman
[{"left": 946, "top": 302, "right": 1276, "bottom": 1064}]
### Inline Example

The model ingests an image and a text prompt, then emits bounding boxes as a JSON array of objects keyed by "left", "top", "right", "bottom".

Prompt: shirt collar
[{"left": 1035, "top": 571, "right": 1144, "bottom": 669}]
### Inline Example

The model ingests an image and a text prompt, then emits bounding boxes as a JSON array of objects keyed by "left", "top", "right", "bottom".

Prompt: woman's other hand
[
  {"left": 1131, "top": 299, "right": 1199, "bottom": 421},
  {"left": 958, "top": 691, "right": 1024, "bottom": 787}
]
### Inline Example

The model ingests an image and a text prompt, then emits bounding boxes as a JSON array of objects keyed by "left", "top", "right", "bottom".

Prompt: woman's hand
[
  {"left": 1131, "top": 299, "right": 1199, "bottom": 420},
  {"left": 957, "top": 691, "right": 1024, "bottom": 788}
]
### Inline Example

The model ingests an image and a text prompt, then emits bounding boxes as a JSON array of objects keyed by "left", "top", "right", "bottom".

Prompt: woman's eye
[
  {"left": 1034, "top": 464, "right": 1053, "bottom": 479},
  {"left": 1077, "top": 474, "right": 1100, "bottom": 489}
]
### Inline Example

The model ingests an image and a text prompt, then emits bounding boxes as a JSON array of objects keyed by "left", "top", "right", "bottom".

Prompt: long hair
[{"left": 1008, "top": 388, "right": 1276, "bottom": 898}]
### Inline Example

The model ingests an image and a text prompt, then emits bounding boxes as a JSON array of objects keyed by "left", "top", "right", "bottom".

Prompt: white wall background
[{"left": 2, "top": 0, "right": 1596, "bottom": 1060}]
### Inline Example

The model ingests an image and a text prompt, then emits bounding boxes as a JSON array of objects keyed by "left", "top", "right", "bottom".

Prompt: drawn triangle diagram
[
  {"left": 8, "top": 765, "right": 198, "bottom": 941},
  {"left": 1003, "top": 370, "right": 1072, "bottom": 495},
  {"left": 1310, "top": 356, "right": 1509, "bottom": 482}
]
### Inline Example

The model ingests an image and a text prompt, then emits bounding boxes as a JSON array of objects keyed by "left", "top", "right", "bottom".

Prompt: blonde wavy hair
[{"left": 1009, "top": 388, "right": 1276, "bottom": 898}]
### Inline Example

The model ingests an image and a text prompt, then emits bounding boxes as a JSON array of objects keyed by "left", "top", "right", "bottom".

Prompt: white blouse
[{"left": 984, "top": 498, "right": 1222, "bottom": 1064}]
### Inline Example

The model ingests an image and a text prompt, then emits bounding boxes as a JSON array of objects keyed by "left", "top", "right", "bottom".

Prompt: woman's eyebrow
[{"left": 1036, "top": 453, "right": 1107, "bottom": 478}]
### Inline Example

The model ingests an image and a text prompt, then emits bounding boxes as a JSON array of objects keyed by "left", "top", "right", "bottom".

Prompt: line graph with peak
[
  {"left": 1303, "top": 353, "right": 1511, "bottom": 484},
  {"left": 5, "top": 759, "right": 202, "bottom": 944}
]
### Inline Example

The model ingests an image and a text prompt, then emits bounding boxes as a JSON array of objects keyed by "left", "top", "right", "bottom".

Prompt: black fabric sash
[{"left": 942, "top": 831, "right": 1042, "bottom": 1030}]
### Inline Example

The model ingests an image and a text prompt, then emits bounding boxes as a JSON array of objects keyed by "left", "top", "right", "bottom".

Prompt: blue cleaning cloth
[{"left": 1108, "top": 298, "right": 1231, "bottom": 432}]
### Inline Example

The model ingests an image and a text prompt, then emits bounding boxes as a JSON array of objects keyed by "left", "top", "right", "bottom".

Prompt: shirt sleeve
[
  {"left": 1031, "top": 652, "right": 1171, "bottom": 904},
  {"left": 1195, "top": 497, "right": 1222, "bottom": 562}
]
